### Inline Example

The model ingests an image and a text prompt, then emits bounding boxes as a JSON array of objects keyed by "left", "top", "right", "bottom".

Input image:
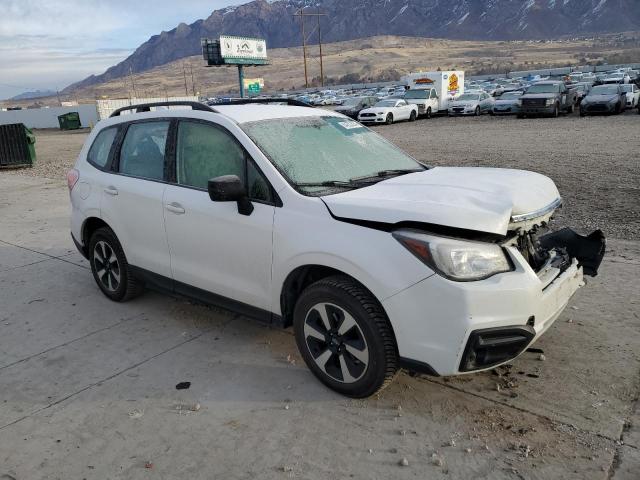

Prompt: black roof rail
[
  {"left": 109, "top": 101, "right": 217, "bottom": 117},
  {"left": 209, "top": 97, "right": 313, "bottom": 108}
]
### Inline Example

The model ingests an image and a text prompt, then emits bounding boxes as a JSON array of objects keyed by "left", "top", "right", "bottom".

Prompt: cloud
[{"left": 0, "top": 0, "right": 247, "bottom": 99}]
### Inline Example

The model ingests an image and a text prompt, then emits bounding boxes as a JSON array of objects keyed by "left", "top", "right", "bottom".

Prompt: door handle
[
  {"left": 165, "top": 203, "right": 185, "bottom": 214},
  {"left": 104, "top": 186, "right": 118, "bottom": 196}
]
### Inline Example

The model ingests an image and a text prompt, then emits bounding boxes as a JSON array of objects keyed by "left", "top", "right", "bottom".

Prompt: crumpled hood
[{"left": 322, "top": 167, "right": 560, "bottom": 236}]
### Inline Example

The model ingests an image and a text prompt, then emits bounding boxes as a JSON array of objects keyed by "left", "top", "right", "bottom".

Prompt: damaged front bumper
[{"left": 383, "top": 226, "right": 606, "bottom": 376}]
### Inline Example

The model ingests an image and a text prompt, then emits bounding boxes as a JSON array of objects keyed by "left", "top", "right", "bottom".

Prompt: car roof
[{"left": 100, "top": 103, "right": 342, "bottom": 128}]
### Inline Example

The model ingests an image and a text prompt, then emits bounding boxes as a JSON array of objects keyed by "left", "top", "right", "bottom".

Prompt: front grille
[
  {"left": 359, "top": 113, "right": 376, "bottom": 118},
  {"left": 585, "top": 104, "right": 609, "bottom": 112},
  {"left": 522, "top": 98, "right": 546, "bottom": 106}
]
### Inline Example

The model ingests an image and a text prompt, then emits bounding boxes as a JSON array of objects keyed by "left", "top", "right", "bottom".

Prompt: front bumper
[
  {"left": 520, "top": 104, "right": 557, "bottom": 115},
  {"left": 581, "top": 103, "right": 616, "bottom": 113},
  {"left": 384, "top": 242, "right": 591, "bottom": 376},
  {"left": 493, "top": 105, "right": 519, "bottom": 114},
  {"left": 448, "top": 107, "right": 476, "bottom": 116},
  {"left": 358, "top": 116, "right": 385, "bottom": 123}
]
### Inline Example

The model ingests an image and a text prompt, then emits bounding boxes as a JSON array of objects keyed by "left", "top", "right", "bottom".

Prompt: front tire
[
  {"left": 385, "top": 113, "right": 393, "bottom": 125},
  {"left": 474, "top": 106, "right": 481, "bottom": 116},
  {"left": 409, "top": 110, "right": 417, "bottom": 122},
  {"left": 426, "top": 107, "right": 432, "bottom": 119},
  {"left": 552, "top": 104, "right": 559, "bottom": 118},
  {"left": 89, "top": 227, "right": 143, "bottom": 302},
  {"left": 293, "top": 276, "right": 398, "bottom": 398}
]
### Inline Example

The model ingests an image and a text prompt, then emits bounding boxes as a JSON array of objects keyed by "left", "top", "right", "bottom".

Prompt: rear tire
[
  {"left": 89, "top": 227, "right": 143, "bottom": 302},
  {"left": 385, "top": 113, "right": 393, "bottom": 125},
  {"left": 293, "top": 275, "right": 398, "bottom": 398}
]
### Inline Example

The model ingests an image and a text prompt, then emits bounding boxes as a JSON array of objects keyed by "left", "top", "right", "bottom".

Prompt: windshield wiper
[
  {"left": 296, "top": 180, "right": 360, "bottom": 189},
  {"left": 350, "top": 168, "right": 425, "bottom": 183}
]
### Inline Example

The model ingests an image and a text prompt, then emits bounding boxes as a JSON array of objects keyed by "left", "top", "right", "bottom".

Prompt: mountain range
[
  {"left": 9, "top": 89, "right": 57, "bottom": 101},
  {"left": 64, "top": 0, "right": 640, "bottom": 92}
]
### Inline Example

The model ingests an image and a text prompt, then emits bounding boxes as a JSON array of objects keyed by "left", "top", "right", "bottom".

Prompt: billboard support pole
[{"left": 238, "top": 65, "right": 245, "bottom": 98}]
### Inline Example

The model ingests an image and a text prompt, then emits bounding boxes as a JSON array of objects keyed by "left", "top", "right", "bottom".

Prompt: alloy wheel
[
  {"left": 303, "top": 302, "right": 369, "bottom": 383},
  {"left": 93, "top": 240, "right": 120, "bottom": 292}
]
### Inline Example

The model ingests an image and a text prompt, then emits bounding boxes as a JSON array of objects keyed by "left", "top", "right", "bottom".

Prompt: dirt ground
[{"left": 0, "top": 111, "right": 639, "bottom": 479}]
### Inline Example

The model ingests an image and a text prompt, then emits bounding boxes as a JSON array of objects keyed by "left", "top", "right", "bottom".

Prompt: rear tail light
[{"left": 67, "top": 169, "right": 80, "bottom": 191}]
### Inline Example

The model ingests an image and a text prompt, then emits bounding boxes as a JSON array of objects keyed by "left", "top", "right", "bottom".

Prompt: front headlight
[
  {"left": 545, "top": 98, "right": 555, "bottom": 106},
  {"left": 392, "top": 230, "right": 512, "bottom": 281}
]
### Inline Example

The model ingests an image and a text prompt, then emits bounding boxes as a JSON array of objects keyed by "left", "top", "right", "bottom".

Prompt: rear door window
[
  {"left": 119, "top": 121, "right": 169, "bottom": 181},
  {"left": 87, "top": 127, "right": 117, "bottom": 169}
]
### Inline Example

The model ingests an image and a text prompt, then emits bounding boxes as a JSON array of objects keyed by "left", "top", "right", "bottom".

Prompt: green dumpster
[
  {"left": 57, "top": 111, "right": 82, "bottom": 130},
  {"left": 0, "top": 123, "right": 36, "bottom": 168}
]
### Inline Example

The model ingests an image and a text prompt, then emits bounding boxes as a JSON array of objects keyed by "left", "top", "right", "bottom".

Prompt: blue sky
[{"left": 0, "top": 0, "right": 247, "bottom": 99}]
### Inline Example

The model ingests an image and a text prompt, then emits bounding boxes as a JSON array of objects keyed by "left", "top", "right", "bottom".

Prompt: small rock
[
  {"left": 128, "top": 409, "right": 144, "bottom": 419},
  {"left": 571, "top": 306, "right": 579, "bottom": 310},
  {"left": 399, "top": 457, "right": 409, "bottom": 467},
  {"left": 400, "top": 430, "right": 406, "bottom": 436},
  {"left": 566, "top": 318, "right": 574, "bottom": 323},
  {"left": 284, "top": 404, "right": 290, "bottom": 410},
  {"left": 538, "top": 354, "right": 546, "bottom": 361},
  {"left": 190, "top": 403, "right": 201, "bottom": 412},
  {"left": 368, "top": 448, "right": 373, "bottom": 454},
  {"left": 431, "top": 453, "right": 444, "bottom": 467},
  {"left": 465, "top": 448, "right": 472, "bottom": 453},
  {"left": 390, "top": 448, "right": 398, "bottom": 454},
  {"left": 448, "top": 439, "right": 456, "bottom": 447},
  {"left": 144, "top": 462, "right": 153, "bottom": 469}
]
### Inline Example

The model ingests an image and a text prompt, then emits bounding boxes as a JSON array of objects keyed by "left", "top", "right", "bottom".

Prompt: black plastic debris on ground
[{"left": 175, "top": 382, "right": 191, "bottom": 390}]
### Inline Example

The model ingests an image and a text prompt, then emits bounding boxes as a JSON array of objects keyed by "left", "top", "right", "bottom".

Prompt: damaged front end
[{"left": 507, "top": 199, "right": 606, "bottom": 279}]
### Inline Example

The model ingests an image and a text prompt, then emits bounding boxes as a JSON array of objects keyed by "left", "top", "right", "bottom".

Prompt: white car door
[
  {"left": 396, "top": 100, "right": 409, "bottom": 120},
  {"left": 100, "top": 120, "right": 172, "bottom": 278},
  {"left": 162, "top": 119, "right": 276, "bottom": 312}
]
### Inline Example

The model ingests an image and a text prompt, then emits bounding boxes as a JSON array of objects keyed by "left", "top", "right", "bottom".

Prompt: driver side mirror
[{"left": 208, "top": 175, "right": 254, "bottom": 216}]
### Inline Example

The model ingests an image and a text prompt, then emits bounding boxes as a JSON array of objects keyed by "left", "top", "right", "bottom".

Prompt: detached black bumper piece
[
  {"left": 539, "top": 228, "right": 606, "bottom": 277},
  {"left": 459, "top": 326, "right": 535, "bottom": 372}
]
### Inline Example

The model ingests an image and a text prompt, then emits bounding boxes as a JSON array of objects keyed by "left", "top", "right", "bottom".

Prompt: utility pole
[
  {"left": 189, "top": 64, "right": 196, "bottom": 95},
  {"left": 182, "top": 62, "right": 188, "bottom": 95},
  {"left": 128, "top": 66, "right": 137, "bottom": 98},
  {"left": 317, "top": 7, "right": 324, "bottom": 86},
  {"left": 293, "top": 8, "right": 326, "bottom": 88}
]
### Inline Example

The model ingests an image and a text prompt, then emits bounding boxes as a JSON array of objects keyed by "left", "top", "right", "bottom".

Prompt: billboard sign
[{"left": 220, "top": 35, "right": 268, "bottom": 64}]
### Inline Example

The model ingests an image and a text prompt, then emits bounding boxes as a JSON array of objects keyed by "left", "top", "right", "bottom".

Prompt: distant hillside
[
  {"left": 9, "top": 90, "right": 56, "bottom": 101},
  {"left": 52, "top": 34, "right": 638, "bottom": 103},
  {"left": 64, "top": 0, "right": 640, "bottom": 93}
]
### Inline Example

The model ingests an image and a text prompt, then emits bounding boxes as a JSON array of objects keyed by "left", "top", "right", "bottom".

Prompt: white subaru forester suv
[{"left": 68, "top": 100, "right": 605, "bottom": 397}]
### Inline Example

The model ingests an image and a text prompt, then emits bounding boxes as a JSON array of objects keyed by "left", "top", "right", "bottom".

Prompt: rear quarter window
[{"left": 87, "top": 127, "right": 117, "bottom": 168}]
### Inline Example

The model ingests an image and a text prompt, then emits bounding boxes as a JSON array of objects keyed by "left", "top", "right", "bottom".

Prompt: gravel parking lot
[{"left": 1, "top": 113, "right": 639, "bottom": 479}]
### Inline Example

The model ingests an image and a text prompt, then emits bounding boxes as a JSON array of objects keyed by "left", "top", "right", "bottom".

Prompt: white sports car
[
  {"left": 358, "top": 99, "right": 418, "bottom": 125},
  {"left": 621, "top": 84, "right": 640, "bottom": 108}
]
